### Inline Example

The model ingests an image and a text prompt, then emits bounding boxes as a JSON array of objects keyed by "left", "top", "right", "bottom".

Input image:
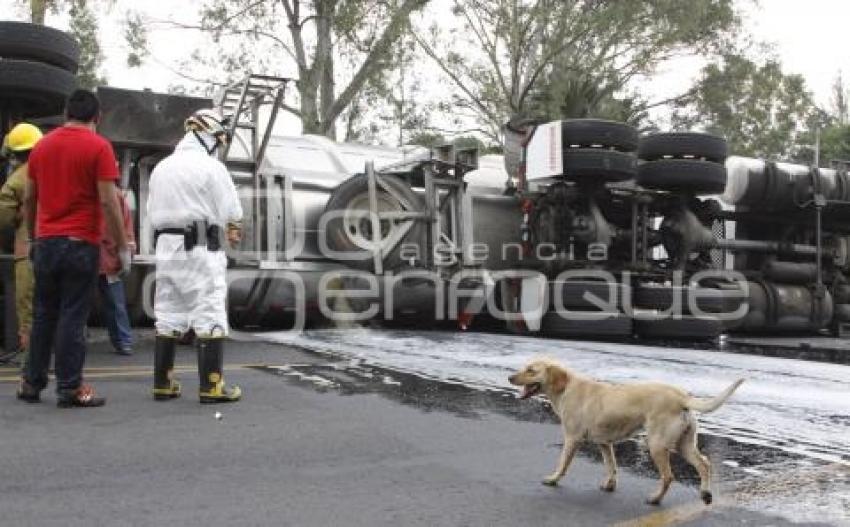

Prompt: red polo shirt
[{"left": 28, "top": 125, "right": 119, "bottom": 245}]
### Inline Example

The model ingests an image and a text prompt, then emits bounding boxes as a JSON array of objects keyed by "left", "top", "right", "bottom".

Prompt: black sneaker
[
  {"left": 16, "top": 380, "right": 41, "bottom": 403},
  {"left": 57, "top": 384, "right": 106, "bottom": 408}
]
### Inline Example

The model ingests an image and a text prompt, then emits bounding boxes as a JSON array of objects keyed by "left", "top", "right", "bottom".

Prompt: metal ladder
[
  {"left": 215, "top": 74, "right": 291, "bottom": 175},
  {"left": 215, "top": 74, "right": 292, "bottom": 261}
]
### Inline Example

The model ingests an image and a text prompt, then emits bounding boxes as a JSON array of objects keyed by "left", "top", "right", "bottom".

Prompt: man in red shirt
[{"left": 17, "top": 89, "right": 130, "bottom": 408}]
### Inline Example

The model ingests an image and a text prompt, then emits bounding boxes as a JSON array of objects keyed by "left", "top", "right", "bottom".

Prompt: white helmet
[{"left": 185, "top": 108, "right": 230, "bottom": 138}]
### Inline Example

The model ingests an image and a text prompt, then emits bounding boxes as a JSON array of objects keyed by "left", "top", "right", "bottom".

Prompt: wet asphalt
[{"left": 0, "top": 329, "right": 846, "bottom": 527}]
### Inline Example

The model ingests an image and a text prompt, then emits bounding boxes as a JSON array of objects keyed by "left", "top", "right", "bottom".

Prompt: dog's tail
[{"left": 686, "top": 378, "right": 745, "bottom": 413}]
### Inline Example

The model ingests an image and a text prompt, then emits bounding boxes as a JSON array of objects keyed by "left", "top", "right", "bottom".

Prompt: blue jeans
[
  {"left": 25, "top": 238, "right": 99, "bottom": 393},
  {"left": 98, "top": 276, "right": 133, "bottom": 350}
]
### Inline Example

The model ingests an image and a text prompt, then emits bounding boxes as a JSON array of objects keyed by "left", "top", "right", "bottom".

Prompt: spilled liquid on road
[{"left": 251, "top": 328, "right": 850, "bottom": 524}]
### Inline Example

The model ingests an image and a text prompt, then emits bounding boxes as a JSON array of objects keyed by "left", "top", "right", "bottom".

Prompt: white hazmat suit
[{"left": 147, "top": 132, "right": 243, "bottom": 337}]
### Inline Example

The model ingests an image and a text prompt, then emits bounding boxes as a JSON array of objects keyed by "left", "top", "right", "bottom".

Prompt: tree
[
  {"left": 414, "top": 0, "right": 739, "bottom": 141},
  {"left": 673, "top": 53, "right": 816, "bottom": 159},
  {"left": 830, "top": 72, "right": 849, "bottom": 126},
  {"left": 797, "top": 73, "right": 850, "bottom": 165},
  {"left": 526, "top": 70, "right": 649, "bottom": 127},
  {"left": 68, "top": 0, "right": 105, "bottom": 89},
  {"left": 126, "top": 0, "right": 429, "bottom": 139}
]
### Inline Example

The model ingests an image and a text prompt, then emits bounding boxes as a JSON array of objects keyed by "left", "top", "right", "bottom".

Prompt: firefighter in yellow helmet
[{"left": 0, "top": 123, "right": 43, "bottom": 365}]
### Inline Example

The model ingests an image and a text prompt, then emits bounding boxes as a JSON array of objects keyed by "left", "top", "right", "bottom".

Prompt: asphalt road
[{"left": 0, "top": 330, "right": 845, "bottom": 527}]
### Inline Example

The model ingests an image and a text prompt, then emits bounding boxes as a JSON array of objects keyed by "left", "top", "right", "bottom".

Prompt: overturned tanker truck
[
  {"left": 0, "top": 18, "right": 845, "bottom": 340},
  {"left": 114, "top": 77, "right": 846, "bottom": 341}
]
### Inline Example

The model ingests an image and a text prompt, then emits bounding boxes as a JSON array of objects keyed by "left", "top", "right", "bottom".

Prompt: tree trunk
[
  {"left": 31, "top": 0, "right": 49, "bottom": 24},
  {"left": 316, "top": 0, "right": 336, "bottom": 139},
  {"left": 299, "top": 84, "right": 322, "bottom": 135}
]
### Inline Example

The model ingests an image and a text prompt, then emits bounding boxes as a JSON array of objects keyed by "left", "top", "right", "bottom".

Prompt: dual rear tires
[
  {"left": 546, "top": 120, "right": 729, "bottom": 194},
  {"left": 636, "top": 132, "right": 728, "bottom": 195},
  {"left": 559, "top": 119, "right": 639, "bottom": 183}
]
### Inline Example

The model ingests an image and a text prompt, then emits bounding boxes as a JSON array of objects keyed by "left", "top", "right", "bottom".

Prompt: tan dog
[{"left": 508, "top": 358, "right": 744, "bottom": 505}]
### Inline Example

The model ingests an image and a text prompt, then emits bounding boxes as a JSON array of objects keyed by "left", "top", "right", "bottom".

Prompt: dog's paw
[
  {"left": 645, "top": 496, "right": 662, "bottom": 506},
  {"left": 700, "top": 490, "right": 713, "bottom": 505},
  {"left": 599, "top": 479, "right": 617, "bottom": 492},
  {"left": 541, "top": 476, "right": 559, "bottom": 487}
]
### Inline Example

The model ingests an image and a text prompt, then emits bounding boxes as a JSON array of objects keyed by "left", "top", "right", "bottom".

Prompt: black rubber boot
[
  {"left": 197, "top": 337, "right": 241, "bottom": 403},
  {"left": 152, "top": 335, "right": 181, "bottom": 401}
]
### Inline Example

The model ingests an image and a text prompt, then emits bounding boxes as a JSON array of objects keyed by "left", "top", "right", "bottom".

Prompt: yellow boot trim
[
  {"left": 152, "top": 379, "right": 182, "bottom": 400},
  {"left": 199, "top": 378, "right": 241, "bottom": 403}
]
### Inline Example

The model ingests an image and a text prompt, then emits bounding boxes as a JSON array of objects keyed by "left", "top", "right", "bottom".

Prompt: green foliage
[
  {"left": 817, "top": 124, "right": 850, "bottom": 164},
  {"left": 527, "top": 72, "right": 649, "bottom": 126},
  {"left": 124, "top": 11, "right": 148, "bottom": 68},
  {"left": 673, "top": 53, "right": 816, "bottom": 159},
  {"left": 417, "top": 0, "right": 740, "bottom": 141},
  {"left": 68, "top": 0, "right": 106, "bottom": 89},
  {"left": 125, "top": 0, "right": 428, "bottom": 139}
]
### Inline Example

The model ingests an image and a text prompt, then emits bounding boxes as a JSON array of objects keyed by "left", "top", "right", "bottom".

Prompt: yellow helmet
[{"left": 6, "top": 123, "right": 43, "bottom": 152}]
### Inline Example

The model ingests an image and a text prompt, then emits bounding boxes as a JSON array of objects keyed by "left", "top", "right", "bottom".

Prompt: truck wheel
[
  {"left": 638, "top": 132, "right": 727, "bottom": 163},
  {"left": 0, "top": 59, "right": 77, "bottom": 117},
  {"left": 834, "top": 304, "right": 850, "bottom": 323},
  {"left": 561, "top": 119, "right": 639, "bottom": 152},
  {"left": 562, "top": 149, "right": 637, "bottom": 182},
  {"left": 637, "top": 159, "right": 727, "bottom": 195},
  {"left": 634, "top": 284, "right": 745, "bottom": 315},
  {"left": 324, "top": 173, "right": 424, "bottom": 272},
  {"left": 0, "top": 21, "right": 80, "bottom": 73},
  {"left": 634, "top": 316, "right": 722, "bottom": 340},
  {"left": 832, "top": 285, "right": 850, "bottom": 304},
  {"left": 551, "top": 280, "right": 630, "bottom": 311},
  {"left": 0, "top": 22, "right": 80, "bottom": 72},
  {"left": 542, "top": 312, "right": 633, "bottom": 338}
]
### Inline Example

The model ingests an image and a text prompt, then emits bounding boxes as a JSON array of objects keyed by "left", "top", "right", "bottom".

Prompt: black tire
[
  {"left": 638, "top": 132, "right": 727, "bottom": 163},
  {"left": 562, "top": 149, "right": 637, "bottom": 182},
  {"left": 324, "top": 173, "right": 424, "bottom": 272},
  {"left": 0, "top": 59, "right": 76, "bottom": 117},
  {"left": 834, "top": 304, "right": 850, "bottom": 323},
  {"left": 832, "top": 285, "right": 850, "bottom": 304},
  {"left": 551, "top": 280, "right": 630, "bottom": 311},
  {"left": 542, "top": 311, "right": 633, "bottom": 338},
  {"left": 637, "top": 159, "right": 727, "bottom": 195},
  {"left": 561, "top": 119, "right": 639, "bottom": 152},
  {"left": 634, "top": 285, "right": 745, "bottom": 315},
  {"left": 634, "top": 316, "right": 722, "bottom": 340},
  {"left": 0, "top": 21, "right": 79, "bottom": 72}
]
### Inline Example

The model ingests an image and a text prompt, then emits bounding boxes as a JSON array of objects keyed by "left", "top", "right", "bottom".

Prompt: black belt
[{"left": 155, "top": 222, "right": 223, "bottom": 252}]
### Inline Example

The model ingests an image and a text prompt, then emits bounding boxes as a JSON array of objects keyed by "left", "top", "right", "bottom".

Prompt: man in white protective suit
[{"left": 147, "top": 109, "right": 244, "bottom": 403}]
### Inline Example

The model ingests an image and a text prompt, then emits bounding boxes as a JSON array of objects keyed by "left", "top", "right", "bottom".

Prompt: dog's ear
[{"left": 548, "top": 365, "right": 568, "bottom": 394}]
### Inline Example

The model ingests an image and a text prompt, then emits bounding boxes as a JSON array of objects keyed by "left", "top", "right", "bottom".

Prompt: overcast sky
[{"left": 4, "top": 0, "right": 850, "bottom": 133}]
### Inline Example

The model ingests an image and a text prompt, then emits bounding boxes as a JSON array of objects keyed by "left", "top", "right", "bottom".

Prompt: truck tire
[
  {"left": 0, "top": 21, "right": 80, "bottom": 72},
  {"left": 637, "top": 159, "right": 727, "bottom": 195},
  {"left": 638, "top": 132, "right": 727, "bottom": 163},
  {"left": 542, "top": 311, "right": 633, "bottom": 338},
  {"left": 561, "top": 119, "right": 639, "bottom": 152},
  {"left": 562, "top": 149, "right": 637, "bottom": 182},
  {"left": 324, "top": 173, "right": 424, "bottom": 272},
  {"left": 834, "top": 303, "right": 850, "bottom": 323},
  {"left": 0, "top": 59, "right": 76, "bottom": 117},
  {"left": 832, "top": 285, "right": 850, "bottom": 304},
  {"left": 551, "top": 280, "right": 630, "bottom": 311},
  {"left": 634, "top": 284, "right": 745, "bottom": 315},
  {"left": 634, "top": 315, "right": 722, "bottom": 340}
]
